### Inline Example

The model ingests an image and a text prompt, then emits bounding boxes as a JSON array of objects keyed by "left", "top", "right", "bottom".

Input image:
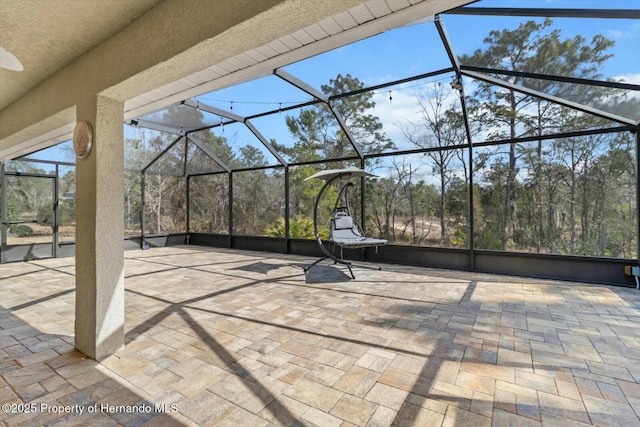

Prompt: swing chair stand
[{"left": 303, "top": 167, "right": 387, "bottom": 279}]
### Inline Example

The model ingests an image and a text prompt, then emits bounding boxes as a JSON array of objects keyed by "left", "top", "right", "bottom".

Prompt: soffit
[
  {"left": 124, "top": 0, "right": 472, "bottom": 120},
  {"left": 0, "top": 0, "right": 162, "bottom": 111}
]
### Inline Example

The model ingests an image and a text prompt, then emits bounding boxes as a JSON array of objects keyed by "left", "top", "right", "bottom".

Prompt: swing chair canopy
[{"left": 305, "top": 166, "right": 376, "bottom": 181}]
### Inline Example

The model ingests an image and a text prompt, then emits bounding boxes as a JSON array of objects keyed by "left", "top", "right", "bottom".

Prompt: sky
[{"left": 18, "top": 0, "right": 640, "bottom": 169}]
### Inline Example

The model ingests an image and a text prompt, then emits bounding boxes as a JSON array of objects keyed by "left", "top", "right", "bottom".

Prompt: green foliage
[
  {"left": 264, "top": 215, "right": 329, "bottom": 240},
  {"left": 449, "top": 228, "right": 467, "bottom": 248},
  {"left": 263, "top": 218, "right": 286, "bottom": 238},
  {"left": 239, "top": 146, "right": 266, "bottom": 168},
  {"left": 273, "top": 74, "right": 395, "bottom": 163},
  {"left": 6, "top": 199, "right": 19, "bottom": 222},
  {"left": 460, "top": 17, "right": 620, "bottom": 252},
  {"left": 36, "top": 203, "right": 52, "bottom": 225},
  {"left": 3, "top": 37, "right": 630, "bottom": 263},
  {"left": 9, "top": 224, "right": 33, "bottom": 237},
  {"left": 58, "top": 200, "right": 75, "bottom": 226}
]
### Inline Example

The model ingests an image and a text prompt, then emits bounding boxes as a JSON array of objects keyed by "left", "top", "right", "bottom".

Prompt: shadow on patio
[{"left": 2, "top": 246, "right": 640, "bottom": 426}]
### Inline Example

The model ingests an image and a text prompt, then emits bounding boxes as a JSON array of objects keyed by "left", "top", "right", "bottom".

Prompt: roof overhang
[{"left": 0, "top": 0, "right": 473, "bottom": 160}]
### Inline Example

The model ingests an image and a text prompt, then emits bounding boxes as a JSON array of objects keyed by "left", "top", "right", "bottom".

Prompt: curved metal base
[
  {"left": 304, "top": 252, "right": 357, "bottom": 279},
  {"left": 303, "top": 252, "right": 383, "bottom": 280}
]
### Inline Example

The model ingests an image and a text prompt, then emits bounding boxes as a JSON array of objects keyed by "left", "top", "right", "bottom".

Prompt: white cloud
[
  {"left": 609, "top": 73, "right": 640, "bottom": 104},
  {"left": 370, "top": 80, "right": 467, "bottom": 150},
  {"left": 371, "top": 89, "right": 420, "bottom": 148},
  {"left": 614, "top": 73, "right": 640, "bottom": 85},
  {"left": 607, "top": 29, "right": 625, "bottom": 40},
  {"left": 606, "top": 21, "right": 640, "bottom": 41}
]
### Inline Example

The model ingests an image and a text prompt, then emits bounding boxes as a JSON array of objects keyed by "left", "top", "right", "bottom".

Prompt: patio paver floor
[{"left": 1, "top": 246, "right": 639, "bottom": 426}]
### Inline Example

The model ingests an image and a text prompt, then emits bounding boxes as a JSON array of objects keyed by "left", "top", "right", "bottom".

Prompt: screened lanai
[
  {"left": 1, "top": 1, "right": 639, "bottom": 286},
  {"left": 4, "top": 1, "right": 640, "bottom": 425}
]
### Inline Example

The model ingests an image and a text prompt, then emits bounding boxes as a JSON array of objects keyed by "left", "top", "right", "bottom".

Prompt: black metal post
[
  {"left": 228, "top": 171, "right": 233, "bottom": 248},
  {"left": 53, "top": 164, "right": 59, "bottom": 258},
  {"left": 183, "top": 136, "right": 189, "bottom": 178},
  {"left": 636, "top": 131, "right": 640, "bottom": 265},
  {"left": 1, "top": 162, "right": 6, "bottom": 251},
  {"left": 436, "top": 15, "right": 475, "bottom": 270},
  {"left": 140, "top": 172, "right": 148, "bottom": 249},
  {"left": 461, "top": 94, "right": 475, "bottom": 271},
  {"left": 284, "top": 166, "right": 290, "bottom": 253},
  {"left": 446, "top": 7, "right": 640, "bottom": 20},
  {"left": 360, "top": 158, "right": 366, "bottom": 260},
  {"left": 186, "top": 175, "right": 191, "bottom": 245}
]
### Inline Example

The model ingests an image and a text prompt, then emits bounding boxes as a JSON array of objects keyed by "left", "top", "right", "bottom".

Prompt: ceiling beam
[
  {"left": 462, "top": 69, "right": 639, "bottom": 127},
  {"left": 142, "top": 134, "right": 184, "bottom": 173},
  {"left": 274, "top": 68, "right": 328, "bottom": 103},
  {"left": 446, "top": 7, "right": 640, "bottom": 19},
  {"left": 181, "top": 99, "right": 245, "bottom": 123},
  {"left": 185, "top": 134, "right": 231, "bottom": 173},
  {"left": 461, "top": 65, "right": 640, "bottom": 92},
  {"left": 127, "top": 119, "right": 184, "bottom": 135}
]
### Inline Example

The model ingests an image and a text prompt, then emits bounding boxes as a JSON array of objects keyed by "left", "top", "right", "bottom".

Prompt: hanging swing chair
[{"left": 304, "top": 166, "right": 387, "bottom": 279}]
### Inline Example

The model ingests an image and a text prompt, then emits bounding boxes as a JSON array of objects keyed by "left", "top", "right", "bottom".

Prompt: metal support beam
[
  {"left": 127, "top": 119, "right": 184, "bottom": 136},
  {"left": 141, "top": 135, "right": 184, "bottom": 173},
  {"left": 244, "top": 69, "right": 453, "bottom": 122},
  {"left": 435, "top": 16, "right": 461, "bottom": 73},
  {"left": 274, "top": 68, "right": 329, "bottom": 103},
  {"left": 360, "top": 158, "right": 366, "bottom": 236},
  {"left": 185, "top": 135, "right": 231, "bottom": 173},
  {"left": 140, "top": 172, "right": 148, "bottom": 250},
  {"left": 462, "top": 94, "right": 475, "bottom": 270},
  {"left": 53, "top": 164, "right": 59, "bottom": 258},
  {"left": 331, "top": 68, "right": 455, "bottom": 101},
  {"left": 445, "top": 7, "right": 640, "bottom": 20},
  {"left": 275, "top": 67, "right": 364, "bottom": 160},
  {"left": 186, "top": 175, "right": 191, "bottom": 242},
  {"left": 245, "top": 120, "right": 288, "bottom": 167},
  {"left": 284, "top": 166, "right": 290, "bottom": 251},
  {"left": 328, "top": 101, "right": 364, "bottom": 160},
  {"left": 436, "top": 15, "right": 476, "bottom": 270},
  {"left": 3, "top": 171, "right": 56, "bottom": 178},
  {"left": 462, "top": 69, "right": 639, "bottom": 127},
  {"left": 1, "top": 162, "right": 6, "bottom": 249},
  {"left": 14, "top": 157, "right": 75, "bottom": 167},
  {"left": 182, "top": 99, "right": 245, "bottom": 123},
  {"left": 461, "top": 65, "right": 640, "bottom": 92},
  {"left": 228, "top": 172, "right": 233, "bottom": 247},
  {"left": 637, "top": 131, "right": 640, "bottom": 266},
  {"left": 472, "top": 125, "right": 634, "bottom": 149},
  {"left": 183, "top": 99, "right": 288, "bottom": 167},
  {"left": 183, "top": 137, "right": 189, "bottom": 177}
]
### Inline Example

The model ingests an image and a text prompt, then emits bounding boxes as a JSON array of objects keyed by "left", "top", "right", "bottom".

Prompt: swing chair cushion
[
  {"left": 330, "top": 213, "right": 387, "bottom": 248},
  {"left": 333, "top": 212, "right": 354, "bottom": 230}
]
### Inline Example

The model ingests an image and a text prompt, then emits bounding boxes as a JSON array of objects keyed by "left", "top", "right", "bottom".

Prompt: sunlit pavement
[{"left": 2, "top": 246, "right": 640, "bottom": 426}]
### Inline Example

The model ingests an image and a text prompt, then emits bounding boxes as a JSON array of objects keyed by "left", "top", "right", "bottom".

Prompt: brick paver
[{"left": 1, "top": 246, "right": 639, "bottom": 426}]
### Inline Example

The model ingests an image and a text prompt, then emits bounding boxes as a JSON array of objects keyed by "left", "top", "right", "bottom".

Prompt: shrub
[
  {"left": 265, "top": 215, "right": 329, "bottom": 240},
  {"left": 9, "top": 224, "right": 33, "bottom": 237}
]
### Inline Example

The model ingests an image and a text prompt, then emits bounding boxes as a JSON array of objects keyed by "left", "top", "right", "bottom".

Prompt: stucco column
[{"left": 74, "top": 95, "right": 125, "bottom": 360}]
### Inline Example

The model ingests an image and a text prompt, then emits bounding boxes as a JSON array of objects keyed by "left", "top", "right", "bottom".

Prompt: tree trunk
[{"left": 505, "top": 90, "right": 518, "bottom": 249}]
